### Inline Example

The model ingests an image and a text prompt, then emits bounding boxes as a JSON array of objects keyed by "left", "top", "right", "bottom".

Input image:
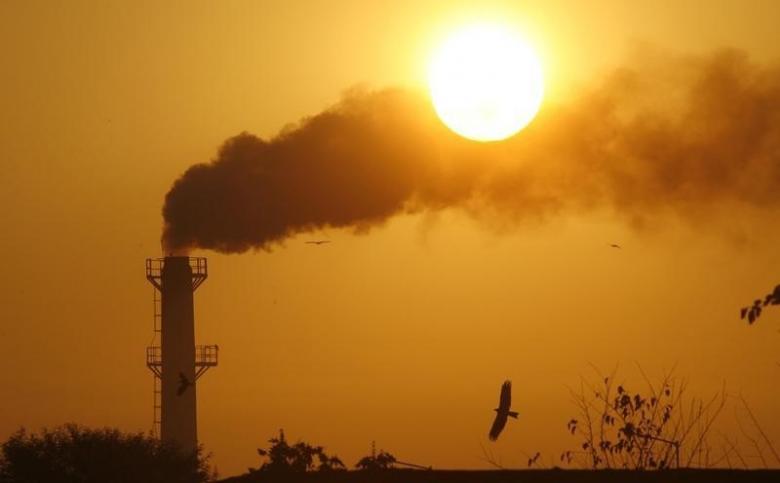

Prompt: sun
[{"left": 428, "top": 23, "right": 544, "bottom": 142}]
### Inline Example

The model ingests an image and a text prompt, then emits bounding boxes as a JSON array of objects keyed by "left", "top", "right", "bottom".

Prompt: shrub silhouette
[
  {"left": 355, "top": 449, "right": 397, "bottom": 470},
  {"left": 252, "top": 430, "right": 344, "bottom": 473},
  {"left": 0, "top": 424, "right": 213, "bottom": 483}
]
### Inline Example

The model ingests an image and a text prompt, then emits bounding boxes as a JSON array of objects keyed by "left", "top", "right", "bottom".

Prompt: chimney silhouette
[{"left": 145, "top": 256, "right": 217, "bottom": 454}]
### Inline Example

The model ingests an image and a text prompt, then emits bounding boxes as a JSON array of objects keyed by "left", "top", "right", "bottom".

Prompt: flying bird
[
  {"left": 305, "top": 240, "right": 331, "bottom": 245},
  {"left": 609, "top": 243, "right": 622, "bottom": 249},
  {"left": 489, "top": 380, "right": 518, "bottom": 441},
  {"left": 177, "top": 372, "right": 192, "bottom": 396}
]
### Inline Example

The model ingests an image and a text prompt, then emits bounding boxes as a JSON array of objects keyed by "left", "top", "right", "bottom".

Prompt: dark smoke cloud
[{"left": 162, "top": 49, "right": 780, "bottom": 253}]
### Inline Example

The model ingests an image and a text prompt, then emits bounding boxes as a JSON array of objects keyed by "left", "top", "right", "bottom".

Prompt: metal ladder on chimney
[{"left": 150, "top": 287, "right": 162, "bottom": 437}]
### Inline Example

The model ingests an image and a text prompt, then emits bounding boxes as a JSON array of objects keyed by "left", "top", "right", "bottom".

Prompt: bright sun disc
[{"left": 428, "top": 23, "right": 544, "bottom": 142}]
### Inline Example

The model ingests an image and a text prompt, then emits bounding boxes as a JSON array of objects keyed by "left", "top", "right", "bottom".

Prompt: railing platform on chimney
[
  {"left": 146, "top": 344, "right": 219, "bottom": 380},
  {"left": 145, "top": 257, "right": 208, "bottom": 291}
]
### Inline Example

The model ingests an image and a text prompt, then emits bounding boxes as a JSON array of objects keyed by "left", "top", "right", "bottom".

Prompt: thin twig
[
  {"left": 738, "top": 395, "right": 780, "bottom": 465},
  {"left": 683, "top": 385, "right": 726, "bottom": 467},
  {"left": 721, "top": 434, "right": 749, "bottom": 469},
  {"left": 479, "top": 443, "right": 505, "bottom": 469},
  {"left": 735, "top": 408, "right": 768, "bottom": 468}
]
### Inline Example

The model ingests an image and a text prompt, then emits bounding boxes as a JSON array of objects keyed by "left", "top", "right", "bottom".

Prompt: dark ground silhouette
[{"left": 219, "top": 469, "right": 780, "bottom": 483}]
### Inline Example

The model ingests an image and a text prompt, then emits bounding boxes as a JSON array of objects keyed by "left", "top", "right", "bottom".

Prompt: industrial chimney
[{"left": 145, "top": 256, "right": 218, "bottom": 454}]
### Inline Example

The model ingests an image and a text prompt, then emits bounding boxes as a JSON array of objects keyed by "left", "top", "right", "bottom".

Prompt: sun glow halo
[{"left": 428, "top": 23, "right": 544, "bottom": 142}]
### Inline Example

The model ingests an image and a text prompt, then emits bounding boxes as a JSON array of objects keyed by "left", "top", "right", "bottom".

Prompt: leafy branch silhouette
[{"left": 740, "top": 284, "right": 780, "bottom": 324}]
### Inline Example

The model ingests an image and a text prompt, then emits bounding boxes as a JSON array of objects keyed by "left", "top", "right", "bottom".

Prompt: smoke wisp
[{"left": 162, "top": 49, "right": 780, "bottom": 253}]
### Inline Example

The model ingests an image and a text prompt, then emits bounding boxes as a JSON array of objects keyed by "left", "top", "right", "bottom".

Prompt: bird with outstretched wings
[
  {"left": 305, "top": 240, "right": 330, "bottom": 245},
  {"left": 489, "top": 380, "right": 518, "bottom": 441}
]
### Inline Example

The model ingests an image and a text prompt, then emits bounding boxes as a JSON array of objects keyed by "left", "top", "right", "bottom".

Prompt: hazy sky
[{"left": 2, "top": 0, "right": 780, "bottom": 476}]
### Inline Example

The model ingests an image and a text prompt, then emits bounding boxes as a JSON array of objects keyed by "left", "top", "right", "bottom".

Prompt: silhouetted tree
[
  {"left": 355, "top": 443, "right": 396, "bottom": 471},
  {"left": 252, "top": 430, "right": 344, "bottom": 474},
  {"left": 740, "top": 284, "right": 780, "bottom": 324},
  {"left": 0, "top": 424, "right": 214, "bottom": 483},
  {"left": 563, "top": 367, "right": 725, "bottom": 470}
]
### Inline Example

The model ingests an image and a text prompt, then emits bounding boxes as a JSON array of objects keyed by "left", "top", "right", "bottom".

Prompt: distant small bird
[
  {"left": 305, "top": 240, "right": 331, "bottom": 245},
  {"left": 177, "top": 372, "right": 192, "bottom": 396},
  {"left": 610, "top": 244, "right": 622, "bottom": 249},
  {"left": 489, "top": 380, "right": 518, "bottom": 441}
]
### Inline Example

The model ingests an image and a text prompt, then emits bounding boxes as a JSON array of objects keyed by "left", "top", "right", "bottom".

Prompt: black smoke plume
[{"left": 162, "top": 49, "right": 780, "bottom": 253}]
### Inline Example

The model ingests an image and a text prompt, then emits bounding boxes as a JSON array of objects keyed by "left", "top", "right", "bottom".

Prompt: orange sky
[{"left": 1, "top": 0, "right": 780, "bottom": 477}]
